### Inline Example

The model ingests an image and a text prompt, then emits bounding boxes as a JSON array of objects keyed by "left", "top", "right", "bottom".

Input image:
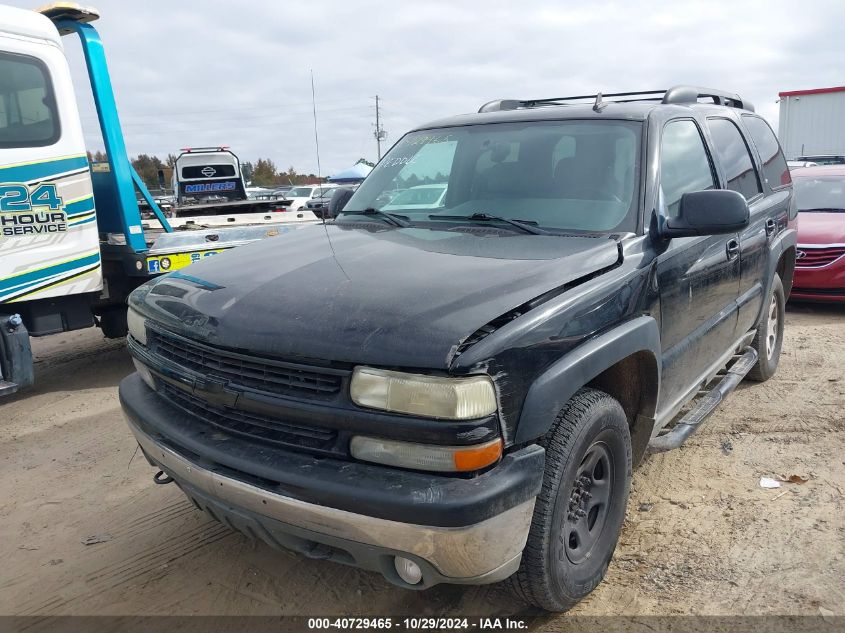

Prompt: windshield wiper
[
  {"left": 431, "top": 212, "right": 550, "bottom": 235},
  {"left": 800, "top": 207, "right": 845, "bottom": 213},
  {"left": 340, "top": 208, "right": 411, "bottom": 227}
]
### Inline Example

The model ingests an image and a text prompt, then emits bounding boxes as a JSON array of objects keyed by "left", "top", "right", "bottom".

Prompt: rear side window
[
  {"left": 742, "top": 115, "right": 792, "bottom": 189},
  {"left": 660, "top": 119, "right": 716, "bottom": 217},
  {"left": 0, "top": 52, "right": 59, "bottom": 148},
  {"left": 706, "top": 118, "right": 761, "bottom": 200}
]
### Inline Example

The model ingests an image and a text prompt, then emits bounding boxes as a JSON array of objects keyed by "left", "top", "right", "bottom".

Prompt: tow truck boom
[{"left": 0, "top": 3, "right": 317, "bottom": 395}]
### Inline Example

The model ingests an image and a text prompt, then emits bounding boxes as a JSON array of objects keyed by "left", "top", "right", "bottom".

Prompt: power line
[
  {"left": 104, "top": 112, "right": 373, "bottom": 130},
  {"left": 79, "top": 96, "right": 359, "bottom": 120},
  {"left": 80, "top": 104, "right": 372, "bottom": 124}
]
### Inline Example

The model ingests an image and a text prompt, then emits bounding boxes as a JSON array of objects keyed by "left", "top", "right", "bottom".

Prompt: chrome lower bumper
[{"left": 127, "top": 417, "right": 535, "bottom": 584}]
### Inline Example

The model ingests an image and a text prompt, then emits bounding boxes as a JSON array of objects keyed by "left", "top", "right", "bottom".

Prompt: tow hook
[
  {"left": 5, "top": 314, "right": 22, "bottom": 332},
  {"left": 153, "top": 470, "right": 174, "bottom": 485}
]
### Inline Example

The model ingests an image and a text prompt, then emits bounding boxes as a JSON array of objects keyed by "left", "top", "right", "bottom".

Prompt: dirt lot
[{"left": 1, "top": 304, "right": 844, "bottom": 625}]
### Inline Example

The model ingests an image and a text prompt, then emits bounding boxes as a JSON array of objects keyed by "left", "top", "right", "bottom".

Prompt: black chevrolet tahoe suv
[{"left": 120, "top": 86, "right": 796, "bottom": 611}]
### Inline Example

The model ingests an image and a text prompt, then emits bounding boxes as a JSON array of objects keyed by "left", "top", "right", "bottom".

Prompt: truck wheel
[
  {"left": 747, "top": 274, "right": 785, "bottom": 382},
  {"left": 98, "top": 307, "right": 128, "bottom": 339},
  {"left": 509, "top": 388, "right": 631, "bottom": 612}
]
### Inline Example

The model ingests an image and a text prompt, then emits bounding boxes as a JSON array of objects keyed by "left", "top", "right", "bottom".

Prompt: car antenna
[
  {"left": 310, "top": 69, "right": 326, "bottom": 225},
  {"left": 312, "top": 71, "right": 349, "bottom": 280},
  {"left": 593, "top": 91, "right": 606, "bottom": 112}
]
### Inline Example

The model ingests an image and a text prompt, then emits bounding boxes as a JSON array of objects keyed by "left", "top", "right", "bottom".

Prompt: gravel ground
[{"left": 0, "top": 303, "right": 843, "bottom": 624}]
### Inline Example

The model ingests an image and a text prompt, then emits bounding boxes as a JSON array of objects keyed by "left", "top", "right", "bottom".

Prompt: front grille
[
  {"left": 159, "top": 382, "right": 341, "bottom": 455},
  {"left": 148, "top": 329, "right": 343, "bottom": 399},
  {"left": 796, "top": 246, "right": 845, "bottom": 268}
]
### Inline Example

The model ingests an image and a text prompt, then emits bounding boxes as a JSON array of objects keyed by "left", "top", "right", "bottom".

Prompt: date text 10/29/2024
[{"left": 307, "top": 618, "right": 529, "bottom": 630}]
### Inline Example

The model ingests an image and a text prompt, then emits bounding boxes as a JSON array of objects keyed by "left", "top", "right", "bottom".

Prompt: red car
[{"left": 790, "top": 165, "right": 845, "bottom": 301}]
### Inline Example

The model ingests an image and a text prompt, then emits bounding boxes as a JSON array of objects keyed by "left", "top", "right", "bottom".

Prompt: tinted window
[
  {"left": 180, "top": 164, "right": 237, "bottom": 179},
  {"left": 660, "top": 120, "right": 716, "bottom": 217},
  {"left": 344, "top": 121, "right": 642, "bottom": 233},
  {"left": 707, "top": 118, "right": 761, "bottom": 200},
  {"left": 0, "top": 53, "right": 59, "bottom": 148},
  {"left": 743, "top": 115, "right": 791, "bottom": 189}
]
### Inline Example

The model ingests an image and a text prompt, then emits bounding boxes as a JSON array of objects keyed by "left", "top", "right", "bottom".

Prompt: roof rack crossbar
[{"left": 478, "top": 85, "right": 754, "bottom": 113}]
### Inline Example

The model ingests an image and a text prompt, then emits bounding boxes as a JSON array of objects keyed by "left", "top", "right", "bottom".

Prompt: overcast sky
[{"left": 11, "top": 0, "right": 845, "bottom": 176}]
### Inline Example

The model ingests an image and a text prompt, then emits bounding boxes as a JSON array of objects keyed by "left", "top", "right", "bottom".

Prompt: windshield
[
  {"left": 794, "top": 176, "right": 845, "bottom": 211},
  {"left": 341, "top": 120, "right": 641, "bottom": 232}
]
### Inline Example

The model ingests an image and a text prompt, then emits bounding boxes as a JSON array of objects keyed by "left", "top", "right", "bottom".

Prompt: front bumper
[
  {"left": 791, "top": 257, "right": 845, "bottom": 302},
  {"left": 120, "top": 374, "right": 544, "bottom": 587}
]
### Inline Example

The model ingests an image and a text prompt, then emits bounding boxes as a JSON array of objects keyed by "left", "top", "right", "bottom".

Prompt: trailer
[
  {"left": 0, "top": 3, "right": 318, "bottom": 396},
  {"left": 778, "top": 85, "right": 845, "bottom": 160}
]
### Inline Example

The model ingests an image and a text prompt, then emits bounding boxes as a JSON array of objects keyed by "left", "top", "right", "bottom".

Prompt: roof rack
[
  {"left": 178, "top": 146, "right": 231, "bottom": 153},
  {"left": 478, "top": 85, "right": 754, "bottom": 113},
  {"left": 663, "top": 85, "right": 753, "bottom": 111}
]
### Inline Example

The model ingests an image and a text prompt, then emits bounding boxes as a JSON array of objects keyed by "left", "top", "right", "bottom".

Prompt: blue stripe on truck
[
  {"left": 0, "top": 155, "right": 89, "bottom": 183},
  {"left": 0, "top": 252, "right": 101, "bottom": 295},
  {"left": 65, "top": 196, "right": 96, "bottom": 218}
]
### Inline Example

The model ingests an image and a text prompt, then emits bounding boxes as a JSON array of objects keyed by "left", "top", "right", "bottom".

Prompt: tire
[
  {"left": 98, "top": 307, "right": 128, "bottom": 339},
  {"left": 747, "top": 274, "right": 785, "bottom": 382},
  {"left": 509, "top": 388, "right": 632, "bottom": 612}
]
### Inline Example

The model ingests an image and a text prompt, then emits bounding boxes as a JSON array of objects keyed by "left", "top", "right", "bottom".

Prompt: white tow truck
[
  {"left": 169, "top": 146, "right": 294, "bottom": 216},
  {"left": 0, "top": 3, "right": 318, "bottom": 396}
]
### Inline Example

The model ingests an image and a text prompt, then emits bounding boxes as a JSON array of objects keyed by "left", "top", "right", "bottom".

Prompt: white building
[{"left": 778, "top": 86, "right": 845, "bottom": 159}]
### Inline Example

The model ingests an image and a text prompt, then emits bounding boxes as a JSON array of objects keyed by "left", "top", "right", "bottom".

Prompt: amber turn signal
[
  {"left": 350, "top": 436, "right": 503, "bottom": 472},
  {"left": 452, "top": 439, "right": 503, "bottom": 472}
]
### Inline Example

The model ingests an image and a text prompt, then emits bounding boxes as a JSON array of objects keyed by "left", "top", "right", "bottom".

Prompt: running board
[
  {"left": 0, "top": 380, "right": 19, "bottom": 396},
  {"left": 648, "top": 346, "right": 758, "bottom": 453}
]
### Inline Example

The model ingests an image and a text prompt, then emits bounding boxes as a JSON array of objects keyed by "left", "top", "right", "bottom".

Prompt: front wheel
[
  {"left": 509, "top": 388, "right": 631, "bottom": 612},
  {"left": 747, "top": 274, "right": 785, "bottom": 382}
]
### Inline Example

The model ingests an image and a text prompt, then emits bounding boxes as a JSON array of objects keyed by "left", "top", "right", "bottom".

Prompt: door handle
[
  {"left": 765, "top": 219, "right": 777, "bottom": 236},
  {"left": 726, "top": 239, "right": 740, "bottom": 260}
]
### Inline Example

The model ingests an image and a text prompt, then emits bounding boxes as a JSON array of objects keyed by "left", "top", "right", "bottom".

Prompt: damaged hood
[{"left": 131, "top": 224, "right": 621, "bottom": 369}]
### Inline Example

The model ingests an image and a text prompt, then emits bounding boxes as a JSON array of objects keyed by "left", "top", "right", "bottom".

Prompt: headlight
[
  {"left": 350, "top": 436, "right": 502, "bottom": 472},
  {"left": 350, "top": 367, "right": 497, "bottom": 419},
  {"left": 127, "top": 307, "right": 147, "bottom": 346}
]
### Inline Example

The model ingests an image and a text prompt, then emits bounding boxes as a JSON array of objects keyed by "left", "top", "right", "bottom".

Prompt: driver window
[{"left": 660, "top": 120, "right": 716, "bottom": 217}]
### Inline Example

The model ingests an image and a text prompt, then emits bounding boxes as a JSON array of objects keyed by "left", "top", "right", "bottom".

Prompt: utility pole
[{"left": 373, "top": 95, "right": 387, "bottom": 160}]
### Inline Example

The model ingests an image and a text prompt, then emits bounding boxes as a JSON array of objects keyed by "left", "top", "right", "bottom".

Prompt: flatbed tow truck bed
[
  {"left": 103, "top": 211, "right": 320, "bottom": 276},
  {"left": 166, "top": 197, "right": 293, "bottom": 218}
]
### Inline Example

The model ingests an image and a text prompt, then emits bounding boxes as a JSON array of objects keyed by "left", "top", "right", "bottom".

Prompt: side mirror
[
  {"left": 662, "top": 189, "right": 749, "bottom": 238},
  {"left": 327, "top": 187, "right": 354, "bottom": 217}
]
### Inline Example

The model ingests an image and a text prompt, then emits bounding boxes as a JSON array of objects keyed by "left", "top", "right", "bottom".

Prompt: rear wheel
[
  {"left": 509, "top": 388, "right": 631, "bottom": 612},
  {"left": 747, "top": 274, "right": 785, "bottom": 382}
]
